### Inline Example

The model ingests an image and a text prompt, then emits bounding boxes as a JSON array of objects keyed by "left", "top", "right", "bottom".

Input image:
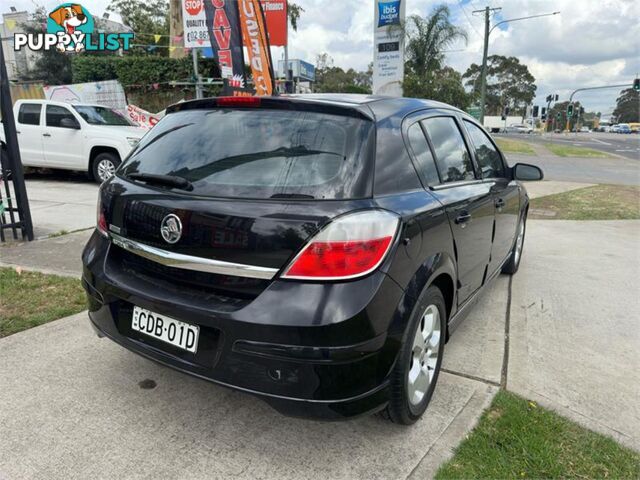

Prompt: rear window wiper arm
[{"left": 126, "top": 173, "right": 193, "bottom": 191}]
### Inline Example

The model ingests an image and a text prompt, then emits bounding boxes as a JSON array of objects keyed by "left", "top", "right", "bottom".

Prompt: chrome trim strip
[{"left": 109, "top": 232, "right": 278, "bottom": 280}]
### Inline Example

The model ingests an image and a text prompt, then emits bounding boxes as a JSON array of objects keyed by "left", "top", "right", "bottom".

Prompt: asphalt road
[{"left": 496, "top": 132, "right": 640, "bottom": 160}]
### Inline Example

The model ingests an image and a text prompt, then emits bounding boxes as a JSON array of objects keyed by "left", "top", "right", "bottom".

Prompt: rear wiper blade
[
  {"left": 126, "top": 173, "right": 193, "bottom": 191},
  {"left": 269, "top": 193, "right": 315, "bottom": 199}
]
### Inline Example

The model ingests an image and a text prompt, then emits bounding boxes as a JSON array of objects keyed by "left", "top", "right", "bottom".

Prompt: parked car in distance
[
  {"left": 628, "top": 122, "right": 640, "bottom": 133},
  {"left": 505, "top": 123, "right": 533, "bottom": 134},
  {"left": 610, "top": 124, "right": 621, "bottom": 133},
  {"left": 616, "top": 123, "right": 632, "bottom": 134},
  {"left": 82, "top": 94, "right": 542, "bottom": 424},
  {"left": 0, "top": 99, "right": 146, "bottom": 183},
  {"left": 579, "top": 126, "right": 590, "bottom": 133}
]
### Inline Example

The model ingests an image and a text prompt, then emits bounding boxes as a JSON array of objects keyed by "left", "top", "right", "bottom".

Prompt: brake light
[
  {"left": 216, "top": 96, "right": 261, "bottom": 107},
  {"left": 282, "top": 210, "right": 400, "bottom": 280},
  {"left": 97, "top": 197, "right": 108, "bottom": 237}
]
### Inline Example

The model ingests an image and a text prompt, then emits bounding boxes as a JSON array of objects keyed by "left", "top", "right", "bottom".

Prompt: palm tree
[
  {"left": 288, "top": 2, "right": 305, "bottom": 32},
  {"left": 403, "top": 5, "right": 467, "bottom": 77}
]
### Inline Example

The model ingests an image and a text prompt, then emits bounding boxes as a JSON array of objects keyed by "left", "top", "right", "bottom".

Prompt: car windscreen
[
  {"left": 73, "top": 105, "right": 133, "bottom": 126},
  {"left": 119, "top": 108, "right": 374, "bottom": 200}
]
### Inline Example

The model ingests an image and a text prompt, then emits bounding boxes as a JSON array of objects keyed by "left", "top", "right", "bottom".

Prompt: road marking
[{"left": 591, "top": 138, "right": 612, "bottom": 146}]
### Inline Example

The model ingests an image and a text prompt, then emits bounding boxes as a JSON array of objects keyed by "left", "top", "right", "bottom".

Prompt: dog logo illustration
[{"left": 47, "top": 3, "right": 93, "bottom": 52}]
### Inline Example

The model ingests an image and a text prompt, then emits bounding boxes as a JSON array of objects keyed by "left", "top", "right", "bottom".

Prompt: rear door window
[
  {"left": 463, "top": 120, "right": 505, "bottom": 178},
  {"left": 18, "top": 104, "right": 42, "bottom": 125},
  {"left": 407, "top": 122, "right": 440, "bottom": 186},
  {"left": 120, "top": 108, "right": 374, "bottom": 200},
  {"left": 422, "top": 117, "right": 475, "bottom": 183}
]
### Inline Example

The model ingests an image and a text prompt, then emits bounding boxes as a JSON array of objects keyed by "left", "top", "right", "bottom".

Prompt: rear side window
[
  {"left": 423, "top": 117, "right": 475, "bottom": 183},
  {"left": 407, "top": 122, "right": 440, "bottom": 186},
  {"left": 464, "top": 120, "right": 504, "bottom": 178},
  {"left": 121, "top": 108, "right": 374, "bottom": 200},
  {"left": 18, "top": 104, "right": 41, "bottom": 125},
  {"left": 46, "top": 105, "right": 76, "bottom": 128}
]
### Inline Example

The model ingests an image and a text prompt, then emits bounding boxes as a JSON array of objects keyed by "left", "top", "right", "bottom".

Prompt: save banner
[
  {"left": 203, "top": 0, "right": 246, "bottom": 85},
  {"left": 239, "top": 0, "right": 274, "bottom": 96}
]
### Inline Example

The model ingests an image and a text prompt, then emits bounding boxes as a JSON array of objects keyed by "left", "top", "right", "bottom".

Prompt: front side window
[
  {"left": 464, "top": 120, "right": 504, "bottom": 178},
  {"left": 18, "top": 104, "right": 42, "bottom": 125},
  {"left": 407, "top": 122, "right": 440, "bottom": 186},
  {"left": 422, "top": 117, "right": 475, "bottom": 183},
  {"left": 73, "top": 105, "right": 133, "bottom": 126},
  {"left": 46, "top": 105, "right": 77, "bottom": 128}
]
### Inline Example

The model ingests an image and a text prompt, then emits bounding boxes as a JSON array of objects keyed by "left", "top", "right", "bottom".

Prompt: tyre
[
  {"left": 92, "top": 152, "right": 120, "bottom": 184},
  {"left": 385, "top": 285, "right": 446, "bottom": 425},
  {"left": 502, "top": 214, "right": 526, "bottom": 275}
]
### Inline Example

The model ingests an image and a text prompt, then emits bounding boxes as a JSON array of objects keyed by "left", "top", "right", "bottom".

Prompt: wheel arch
[{"left": 88, "top": 146, "right": 121, "bottom": 178}]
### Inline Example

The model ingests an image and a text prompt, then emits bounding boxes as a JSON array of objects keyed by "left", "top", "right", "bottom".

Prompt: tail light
[
  {"left": 97, "top": 196, "right": 108, "bottom": 237},
  {"left": 216, "top": 96, "right": 261, "bottom": 107},
  {"left": 281, "top": 210, "right": 400, "bottom": 281}
]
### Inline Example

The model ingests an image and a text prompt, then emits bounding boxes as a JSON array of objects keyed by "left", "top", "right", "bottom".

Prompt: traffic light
[
  {"left": 634, "top": 78, "right": 640, "bottom": 91},
  {"left": 555, "top": 94, "right": 559, "bottom": 101},
  {"left": 556, "top": 111, "right": 561, "bottom": 120},
  {"left": 567, "top": 104, "right": 574, "bottom": 117},
  {"left": 533, "top": 105, "right": 539, "bottom": 117},
  {"left": 580, "top": 106, "right": 585, "bottom": 115}
]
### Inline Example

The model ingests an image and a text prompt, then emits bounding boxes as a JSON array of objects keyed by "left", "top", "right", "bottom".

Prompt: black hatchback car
[{"left": 82, "top": 94, "right": 542, "bottom": 424}]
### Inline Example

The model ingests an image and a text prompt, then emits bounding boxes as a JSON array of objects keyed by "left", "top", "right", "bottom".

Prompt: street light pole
[{"left": 473, "top": 9, "right": 560, "bottom": 124}]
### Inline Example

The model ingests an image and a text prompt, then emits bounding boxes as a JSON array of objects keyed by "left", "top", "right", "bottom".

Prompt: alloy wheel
[
  {"left": 97, "top": 159, "right": 116, "bottom": 182},
  {"left": 407, "top": 304, "right": 441, "bottom": 406}
]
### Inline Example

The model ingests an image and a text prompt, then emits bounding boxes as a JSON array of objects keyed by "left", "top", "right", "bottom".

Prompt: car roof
[{"left": 170, "top": 94, "right": 464, "bottom": 123}]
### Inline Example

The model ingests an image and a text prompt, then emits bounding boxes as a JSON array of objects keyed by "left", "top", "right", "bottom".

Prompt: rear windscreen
[{"left": 119, "top": 108, "right": 374, "bottom": 200}]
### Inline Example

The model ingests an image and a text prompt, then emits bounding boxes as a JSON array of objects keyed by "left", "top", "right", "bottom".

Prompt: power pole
[{"left": 473, "top": 6, "right": 501, "bottom": 124}]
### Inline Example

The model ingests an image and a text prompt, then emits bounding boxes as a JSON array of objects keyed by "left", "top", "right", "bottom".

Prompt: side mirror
[
  {"left": 60, "top": 117, "right": 80, "bottom": 129},
  {"left": 513, "top": 163, "right": 543, "bottom": 181}
]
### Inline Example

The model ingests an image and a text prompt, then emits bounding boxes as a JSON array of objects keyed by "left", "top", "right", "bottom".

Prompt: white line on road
[{"left": 591, "top": 138, "right": 612, "bottom": 146}]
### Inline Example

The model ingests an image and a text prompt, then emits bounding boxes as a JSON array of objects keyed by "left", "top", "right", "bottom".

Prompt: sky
[{"left": 13, "top": 0, "right": 640, "bottom": 116}]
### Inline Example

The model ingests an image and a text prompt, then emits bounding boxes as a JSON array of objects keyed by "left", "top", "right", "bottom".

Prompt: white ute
[{"left": 1, "top": 99, "right": 146, "bottom": 183}]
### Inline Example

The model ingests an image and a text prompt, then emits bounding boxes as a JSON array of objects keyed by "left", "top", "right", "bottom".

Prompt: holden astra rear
[{"left": 82, "top": 94, "right": 540, "bottom": 424}]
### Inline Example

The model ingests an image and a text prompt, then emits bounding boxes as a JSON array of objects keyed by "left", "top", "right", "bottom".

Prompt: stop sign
[{"left": 184, "top": 0, "right": 203, "bottom": 16}]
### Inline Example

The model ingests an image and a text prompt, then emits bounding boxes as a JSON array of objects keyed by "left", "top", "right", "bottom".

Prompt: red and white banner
[{"left": 126, "top": 104, "right": 160, "bottom": 130}]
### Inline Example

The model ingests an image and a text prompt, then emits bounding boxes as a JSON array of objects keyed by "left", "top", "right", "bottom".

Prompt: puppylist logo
[
  {"left": 14, "top": 3, "right": 134, "bottom": 53},
  {"left": 377, "top": 0, "right": 402, "bottom": 27}
]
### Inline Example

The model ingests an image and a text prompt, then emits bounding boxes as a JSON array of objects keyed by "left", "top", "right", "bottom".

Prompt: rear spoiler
[{"left": 166, "top": 96, "right": 375, "bottom": 121}]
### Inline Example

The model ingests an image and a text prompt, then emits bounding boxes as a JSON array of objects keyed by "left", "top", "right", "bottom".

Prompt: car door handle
[
  {"left": 16, "top": 130, "right": 21, "bottom": 134},
  {"left": 495, "top": 198, "right": 505, "bottom": 209},
  {"left": 42, "top": 133, "right": 51, "bottom": 137},
  {"left": 455, "top": 213, "right": 472, "bottom": 225}
]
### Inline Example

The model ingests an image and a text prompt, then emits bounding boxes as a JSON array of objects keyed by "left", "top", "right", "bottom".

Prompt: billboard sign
[
  {"left": 372, "top": 0, "right": 405, "bottom": 96},
  {"left": 181, "top": 0, "right": 209, "bottom": 48},
  {"left": 182, "top": 0, "right": 286, "bottom": 48},
  {"left": 277, "top": 59, "right": 315, "bottom": 82},
  {"left": 260, "top": 0, "right": 287, "bottom": 46}
]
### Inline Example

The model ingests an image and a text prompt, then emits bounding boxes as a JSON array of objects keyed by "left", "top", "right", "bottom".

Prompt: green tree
[
  {"left": 288, "top": 2, "right": 305, "bottom": 31},
  {"left": 399, "top": 5, "right": 469, "bottom": 108},
  {"left": 314, "top": 53, "right": 372, "bottom": 94},
  {"left": 546, "top": 101, "right": 583, "bottom": 132},
  {"left": 18, "top": 8, "right": 72, "bottom": 84},
  {"left": 612, "top": 88, "right": 640, "bottom": 123},
  {"left": 108, "top": 0, "right": 169, "bottom": 55},
  {"left": 463, "top": 55, "right": 537, "bottom": 117},
  {"left": 403, "top": 6, "right": 467, "bottom": 77},
  {"left": 404, "top": 66, "right": 470, "bottom": 109}
]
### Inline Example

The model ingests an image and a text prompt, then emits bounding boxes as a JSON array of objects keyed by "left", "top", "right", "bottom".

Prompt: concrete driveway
[
  {"left": 508, "top": 220, "right": 640, "bottom": 451},
  {"left": 20, "top": 172, "right": 98, "bottom": 239},
  {"left": 0, "top": 296, "right": 503, "bottom": 480}
]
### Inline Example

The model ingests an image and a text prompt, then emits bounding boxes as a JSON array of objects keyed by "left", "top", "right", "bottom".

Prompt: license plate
[{"left": 131, "top": 306, "right": 199, "bottom": 353}]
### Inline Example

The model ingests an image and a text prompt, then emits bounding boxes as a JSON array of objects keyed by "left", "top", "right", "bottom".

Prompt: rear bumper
[{"left": 82, "top": 231, "right": 406, "bottom": 420}]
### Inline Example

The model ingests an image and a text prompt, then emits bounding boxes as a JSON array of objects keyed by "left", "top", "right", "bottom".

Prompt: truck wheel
[
  {"left": 92, "top": 153, "right": 120, "bottom": 184},
  {"left": 384, "top": 285, "right": 446, "bottom": 425}
]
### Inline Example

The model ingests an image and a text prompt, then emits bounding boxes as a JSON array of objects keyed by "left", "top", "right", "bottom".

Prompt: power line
[{"left": 457, "top": 1, "right": 483, "bottom": 38}]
